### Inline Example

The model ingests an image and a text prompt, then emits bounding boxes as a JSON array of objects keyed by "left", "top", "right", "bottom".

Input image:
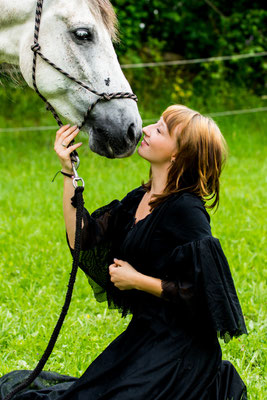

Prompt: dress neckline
[
  {"left": 130, "top": 186, "right": 197, "bottom": 229},
  {"left": 132, "top": 188, "right": 162, "bottom": 227},
  {"left": 131, "top": 190, "right": 147, "bottom": 227}
]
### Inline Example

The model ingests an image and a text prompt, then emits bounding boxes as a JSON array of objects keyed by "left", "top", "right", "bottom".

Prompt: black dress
[{"left": 0, "top": 186, "right": 248, "bottom": 400}]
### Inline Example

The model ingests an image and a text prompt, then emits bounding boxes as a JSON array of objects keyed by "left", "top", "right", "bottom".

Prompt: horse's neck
[{"left": 0, "top": 0, "right": 35, "bottom": 63}]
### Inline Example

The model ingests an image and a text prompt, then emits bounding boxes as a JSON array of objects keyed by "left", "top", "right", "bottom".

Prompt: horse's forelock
[{"left": 86, "top": 0, "right": 119, "bottom": 42}]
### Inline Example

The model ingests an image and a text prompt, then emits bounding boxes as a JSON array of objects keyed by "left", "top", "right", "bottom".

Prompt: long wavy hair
[{"left": 142, "top": 104, "right": 228, "bottom": 211}]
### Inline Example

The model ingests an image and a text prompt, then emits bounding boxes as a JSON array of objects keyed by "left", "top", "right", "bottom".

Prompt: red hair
[{"left": 142, "top": 104, "right": 228, "bottom": 211}]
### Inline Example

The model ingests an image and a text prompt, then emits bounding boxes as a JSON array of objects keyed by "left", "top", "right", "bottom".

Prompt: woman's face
[{"left": 137, "top": 117, "right": 178, "bottom": 165}]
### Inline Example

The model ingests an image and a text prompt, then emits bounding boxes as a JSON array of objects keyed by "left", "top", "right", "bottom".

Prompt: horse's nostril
[{"left": 127, "top": 123, "right": 136, "bottom": 144}]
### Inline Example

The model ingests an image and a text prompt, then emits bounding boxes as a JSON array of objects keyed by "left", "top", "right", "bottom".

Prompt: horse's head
[{"left": 19, "top": 0, "right": 142, "bottom": 158}]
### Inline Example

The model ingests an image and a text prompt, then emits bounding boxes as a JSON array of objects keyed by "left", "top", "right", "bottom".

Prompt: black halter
[
  {"left": 31, "top": 0, "right": 138, "bottom": 130},
  {"left": 3, "top": 1, "right": 137, "bottom": 399}
]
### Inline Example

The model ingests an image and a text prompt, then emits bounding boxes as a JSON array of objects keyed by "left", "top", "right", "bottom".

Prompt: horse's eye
[{"left": 73, "top": 28, "right": 93, "bottom": 41}]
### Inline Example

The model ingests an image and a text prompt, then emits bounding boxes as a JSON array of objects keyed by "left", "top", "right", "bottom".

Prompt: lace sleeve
[
  {"left": 163, "top": 237, "right": 248, "bottom": 343},
  {"left": 160, "top": 280, "right": 179, "bottom": 302},
  {"left": 157, "top": 194, "right": 247, "bottom": 343},
  {"left": 160, "top": 278, "right": 197, "bottom": 322},
  {"left": 66, "top": 191, "right": 122, "bottom": 252},
  {"left": 160, "top": 279, "right": 195, "bottom": 303},
  {"left": 65, "top": 187, "right": 142, "bottom": 318}
]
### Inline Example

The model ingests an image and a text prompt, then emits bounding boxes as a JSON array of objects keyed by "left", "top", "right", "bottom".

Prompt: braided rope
[
  {"left": 31, "top": 44, "right": 137, "bottom": 102},
  {"left": 31, "top": 1, "right": 63, "bottom": 127},
  {"left": 3, "top": 187, "right": 84, "bottom": 400}
]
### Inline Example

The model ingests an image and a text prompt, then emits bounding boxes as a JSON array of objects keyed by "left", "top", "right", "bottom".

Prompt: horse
[{"left": 0, "top": 0, "right": 142, "bottom": 158}]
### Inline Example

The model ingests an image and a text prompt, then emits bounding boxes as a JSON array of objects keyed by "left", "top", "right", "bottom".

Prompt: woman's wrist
[
  {"left": 133, "top": 272, "right": 145, "bottom": 290},
  {"left": 61, "top": 168, "right": 73, "bottom": 175}
]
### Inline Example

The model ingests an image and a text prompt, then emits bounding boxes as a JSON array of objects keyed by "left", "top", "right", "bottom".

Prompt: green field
[{"left": 0, "top": 85, "right": 266, "bottom": 398}]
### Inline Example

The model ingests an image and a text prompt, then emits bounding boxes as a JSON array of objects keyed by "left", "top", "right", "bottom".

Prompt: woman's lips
[{"left": 141, "top": 138, "right": 149, "bottom": 146}]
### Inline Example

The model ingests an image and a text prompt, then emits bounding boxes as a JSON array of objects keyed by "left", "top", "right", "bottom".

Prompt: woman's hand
[
  {"left": 109, "top": 258, "right": 142, "bottom": 290},
  {"left": 54, "top": 124, "right": 83, "bottom": 173}
]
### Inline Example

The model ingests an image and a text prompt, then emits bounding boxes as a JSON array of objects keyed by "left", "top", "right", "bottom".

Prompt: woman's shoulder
[
  {"left": 162, "top": 191, "right": 212, "bottom": 241},
  {"left": 120, "top": 185, "right": 145, "bottom": 205},
  {"left": 169, "top": 191, "right": 210, "bottom": 221}
]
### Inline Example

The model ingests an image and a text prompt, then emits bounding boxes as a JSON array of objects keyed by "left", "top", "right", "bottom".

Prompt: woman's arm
[
  {"left": 109, "top": 260, "right": 179, "bottom": 302},
  {"left": 134, "top": 274, "right": 163, "bottom": 298},
  {"left": 53, "top": 124, "right": 83, "bottom": 249},
  {"left": 134, "top": 274, "right": 179, "bottom": 302}
]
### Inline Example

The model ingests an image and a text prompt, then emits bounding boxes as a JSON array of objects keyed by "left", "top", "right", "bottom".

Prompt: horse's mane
[
  {"left": 87, "top": 0, "right": 119, "bottom": 42},
  {"left": 0, "top": 63, "right": 24, "bottom": 87}
]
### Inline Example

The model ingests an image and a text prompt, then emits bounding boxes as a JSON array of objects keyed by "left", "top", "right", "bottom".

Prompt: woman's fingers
[
  {"left": 63, "top": 128, "right": 80, "bottom": 146},
  {"left": 56, "top": 124, "right": 71, "bottom": 137},
  {"left": 55, "top": 125, "right": 80, "bottom": 148},
  {"left": 61, "top": 125, "right": 79, "bottom": 141},
  {"left": 56, "top": 124, "right": 70, "bottom": 133},
  {"left": 55, "top": 124, "right": 78, "bottom": 140},
  {"left": 53, "top": 124, "right": 82, "bottom": 172},
  {"left": 65, "top": 142, "right": 83, "bottom": 154}
]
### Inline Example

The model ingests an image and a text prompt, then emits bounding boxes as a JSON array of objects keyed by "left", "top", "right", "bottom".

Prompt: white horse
[{"left": 0, "top": 0, "right": 142, "bottom": 158}]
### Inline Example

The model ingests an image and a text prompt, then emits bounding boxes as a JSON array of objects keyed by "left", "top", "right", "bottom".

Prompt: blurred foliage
[{"left": 113, "top": 0, "right": 266, "bottom": 96}]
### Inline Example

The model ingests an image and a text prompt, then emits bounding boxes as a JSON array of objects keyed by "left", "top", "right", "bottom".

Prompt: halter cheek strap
[{"left": 31, "top": 0, "right": 138, "bottom": 131}]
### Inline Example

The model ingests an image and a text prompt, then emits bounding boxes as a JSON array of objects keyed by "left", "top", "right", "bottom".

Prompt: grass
[{"left": 0, "top": 84, "right": 266, "bottom": 398}]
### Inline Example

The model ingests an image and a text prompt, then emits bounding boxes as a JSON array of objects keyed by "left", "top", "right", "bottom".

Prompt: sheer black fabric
[
  {"left": 162, "top": 236, "right": 248, "bottom": 343},
  {"left": 160, "top": 280, "right": 181, "bottom": 303},
  {"left": 0, "top": 186, "right": 248, "bottom": 400},
  {"left": 0, "top": 371, "right": 77, "bottom": 400},
  {"left": 66, "top": 188, "right": 147, "bottom": 318}
]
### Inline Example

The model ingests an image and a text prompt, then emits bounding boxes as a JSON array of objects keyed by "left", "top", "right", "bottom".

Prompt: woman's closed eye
[{"left": 157, "top": 128, "right": 161, "bottom": 134}]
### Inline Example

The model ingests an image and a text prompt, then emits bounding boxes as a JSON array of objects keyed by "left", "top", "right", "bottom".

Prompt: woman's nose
[{"left": 142, "top": 126, "right": 150, "bottom": 136}]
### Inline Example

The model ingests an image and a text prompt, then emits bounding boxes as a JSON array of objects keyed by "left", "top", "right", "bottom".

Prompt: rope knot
[
  {"left": 103, "top": 93, "right": 112, "bottom": 101},
  {"left": 31, "top": 43, "right": 41, "bottom": 52}
]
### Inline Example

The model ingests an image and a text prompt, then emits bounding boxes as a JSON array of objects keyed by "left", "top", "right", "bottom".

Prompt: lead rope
[
  {"left": 3, "top": 185, "right": 84, "bottom": 400},
  {"left": 3, "top": 0, "right": 138, "bottom": 397}
]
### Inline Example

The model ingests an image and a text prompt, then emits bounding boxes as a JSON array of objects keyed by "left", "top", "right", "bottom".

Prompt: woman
[{"left": 0, "top": 105, "right": 248, "bottom": 400}]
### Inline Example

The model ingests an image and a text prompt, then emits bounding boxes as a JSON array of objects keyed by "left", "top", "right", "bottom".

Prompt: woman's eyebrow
[{"left": 159, "top": 120, "right": 167, "bottom": 131}]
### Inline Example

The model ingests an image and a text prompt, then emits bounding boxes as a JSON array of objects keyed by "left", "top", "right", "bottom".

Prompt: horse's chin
[{"left": 87, "top": 126, "right": 141, "bottom": 159}]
